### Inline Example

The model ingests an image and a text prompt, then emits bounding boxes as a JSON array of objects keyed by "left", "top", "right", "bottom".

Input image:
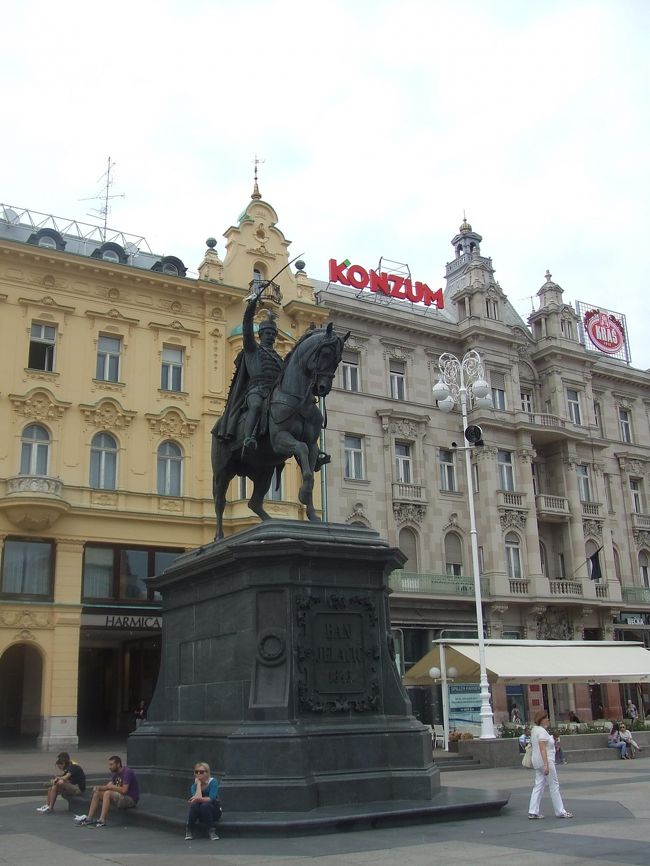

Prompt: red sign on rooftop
[{"left": 329, "top": 259, "right": 444, "bottom": 309}]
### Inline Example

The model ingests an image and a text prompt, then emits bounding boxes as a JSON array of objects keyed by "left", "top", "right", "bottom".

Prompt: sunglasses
[{"left": 194, "top": 769, "right": 207, "bottom": 774}]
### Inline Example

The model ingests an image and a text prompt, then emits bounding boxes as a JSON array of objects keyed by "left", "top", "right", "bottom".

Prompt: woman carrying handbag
[{"left": 527, "top": 709, "right": 573, "bottom": 820}]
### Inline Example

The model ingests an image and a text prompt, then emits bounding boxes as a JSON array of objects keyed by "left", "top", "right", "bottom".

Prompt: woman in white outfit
[{"left": 528, "top": 708, "right": 574, "bottom": 820}]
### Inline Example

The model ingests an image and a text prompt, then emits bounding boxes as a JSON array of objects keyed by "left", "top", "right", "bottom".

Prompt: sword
[{"left": 244, "top": 253, "right": 305, "bottom": 302}]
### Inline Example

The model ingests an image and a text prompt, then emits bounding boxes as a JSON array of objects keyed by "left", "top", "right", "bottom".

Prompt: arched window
[
  {"left": 539, "top": 540, "right": 548, "bottom": 577},
  {"left": 398, "top": 527, "right": 418, "bottom": 571},
  {"left": 252, "top": 267, "right": 265, "bottom": 291},
  {"left": 639, "top": 551, "right": 650, "bottom": 589},
  {"left": 505, "top": 532, "right": 522, "bottom": 579},
  {"left": 613, "top": 546, "right": 622, "bottom": 581},
  {"left": 444, "top": 532, "right": 463, "bottom": 576},
  {"left": 90, "top": 432, "right": 118, "bottom": 490},
  {"left": 20, "top": 424, "right": 50, "bottom": 475},
  {"left": 157, "top": 441, "right": 183, "bottom": 496},
  {"left": 585, "top": 539, "right": 602, "bottom": 581}
]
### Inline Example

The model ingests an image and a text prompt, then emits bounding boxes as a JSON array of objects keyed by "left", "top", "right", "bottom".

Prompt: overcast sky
[{"left": 3, "top": 0, "right": 649, "bottom": 369}]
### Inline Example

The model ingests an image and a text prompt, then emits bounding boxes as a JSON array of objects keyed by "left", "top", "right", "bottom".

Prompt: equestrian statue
[{"left": 211, "top": 283, "right": 349, "bottom": 540}]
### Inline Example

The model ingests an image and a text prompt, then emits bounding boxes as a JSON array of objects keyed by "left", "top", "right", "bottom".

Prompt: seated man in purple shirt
[{"left": 76, "top": 755, "right": 139, "bottom": 827}]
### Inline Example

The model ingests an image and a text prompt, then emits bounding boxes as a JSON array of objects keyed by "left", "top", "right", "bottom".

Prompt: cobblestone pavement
[{"left": 1, "top": 761, "right": 650, "bottom": 866}]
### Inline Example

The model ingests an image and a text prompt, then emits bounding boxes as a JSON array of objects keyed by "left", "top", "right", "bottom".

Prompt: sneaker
[
  {"left": 94, "top": 821, "right": 107, "bottom": 828},
  {"left": 73, "top": 814, "right": 87, "bottom": 824},
  {"left": 80, "top": 818, "right": 97, "bottom": 826},
  {"left": 557, "top": 811, "right": 574, "bottom": 819},
  {"left": 527, "top": 813, "right": 545, "bottom": 819},
  {"left": 36, "top": 804, "right": 51, "bottom": 813},
  {"left": 208, "top": 828, "right": 219, "bottom": 841},
  {"left": 184, "top": 828, "right": 193, "bottom": 841}
]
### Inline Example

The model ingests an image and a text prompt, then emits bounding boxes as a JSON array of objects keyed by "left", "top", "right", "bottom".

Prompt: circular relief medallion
[{"left": 257, "top": 629, "right": 287, "bottom": 665}]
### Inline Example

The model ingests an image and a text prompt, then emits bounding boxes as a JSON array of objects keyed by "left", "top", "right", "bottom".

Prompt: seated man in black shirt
[{"left": 37, "top": 752, "right": 86, "bottom": 813}]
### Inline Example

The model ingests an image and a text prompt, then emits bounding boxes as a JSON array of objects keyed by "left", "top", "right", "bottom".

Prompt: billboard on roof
[{"left": 575, "top": 301, "right": 631, "bottom": 363}]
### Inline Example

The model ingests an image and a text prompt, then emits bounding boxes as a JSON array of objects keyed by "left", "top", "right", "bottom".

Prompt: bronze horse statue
[{"left": 211, "top": 323, "right": 348, "bottom": 539}]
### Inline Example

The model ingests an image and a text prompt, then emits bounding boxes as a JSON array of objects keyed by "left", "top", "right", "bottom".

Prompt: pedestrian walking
[{"left": 527, "top": 709, "right": 573, "bottom": 820}]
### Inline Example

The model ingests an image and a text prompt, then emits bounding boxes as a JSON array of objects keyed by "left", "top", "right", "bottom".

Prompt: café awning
[{"left": 403, "top": 639, "right": 650, "bottom": 686}]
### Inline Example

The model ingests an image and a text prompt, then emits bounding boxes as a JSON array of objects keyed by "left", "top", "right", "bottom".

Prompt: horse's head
[{"left": 290, "top": 323, "right": 349, "bottom": 398}]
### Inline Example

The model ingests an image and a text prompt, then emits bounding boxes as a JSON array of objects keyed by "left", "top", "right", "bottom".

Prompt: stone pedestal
[{"left": 128, "top": 521, "right": 439, "bottom": 811}]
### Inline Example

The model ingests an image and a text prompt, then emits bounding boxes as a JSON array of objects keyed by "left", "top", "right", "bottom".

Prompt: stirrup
[
  {"left": 242, "top": 436, "right": 257, "bottom": 453},
  {"left": 314, "top": 451, "right": 331, "bottom": 472}
]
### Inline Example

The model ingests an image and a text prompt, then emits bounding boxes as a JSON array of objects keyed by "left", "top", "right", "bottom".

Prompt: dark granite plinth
[
  {"left": 69, "top": 786, "right": 510, "bottom": 837},
  {"left": 128, "top": 521, "right": 440, "bottom": 812}
]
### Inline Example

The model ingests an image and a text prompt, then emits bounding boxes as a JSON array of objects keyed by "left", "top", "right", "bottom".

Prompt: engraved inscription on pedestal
[{"left": 296, "top": 593, "right": 380, "bottom": 713}]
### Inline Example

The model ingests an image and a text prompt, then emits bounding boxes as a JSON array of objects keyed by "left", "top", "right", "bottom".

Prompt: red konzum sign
[{"left": 329, "top": 259, "right": 444, "bottom": 308}]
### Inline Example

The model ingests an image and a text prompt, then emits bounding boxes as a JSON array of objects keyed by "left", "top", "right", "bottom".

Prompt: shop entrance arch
[{"left": 0, "top": 643, "right": 43, "bottom": 743}]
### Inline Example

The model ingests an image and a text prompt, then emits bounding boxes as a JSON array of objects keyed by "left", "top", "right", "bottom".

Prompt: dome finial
[
  {"left": 252, "top": 154, "right": 264, "bottom": 200},
  {"left": 460, "top": 210, "right": 472, "bottom": 233}
]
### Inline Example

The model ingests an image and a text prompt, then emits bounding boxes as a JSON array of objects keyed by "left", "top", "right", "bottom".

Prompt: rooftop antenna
[{"left": 80, "top": 156, "right": 125, "bottom": 239}]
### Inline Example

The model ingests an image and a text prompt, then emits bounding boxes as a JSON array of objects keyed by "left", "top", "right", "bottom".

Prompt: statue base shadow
[{"left": 128, "top": 521, "right": 509, "bottom": 832}]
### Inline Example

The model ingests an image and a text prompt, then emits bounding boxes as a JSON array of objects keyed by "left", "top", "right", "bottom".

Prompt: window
[
  {"left": 497, "top": 450, "right": 514, "bottom": 491},
  {"left": 102, "top": 249, "right": 120, "bottom": 263},
  {"left": 341, "top": 351, "right": 360, "bottom": 392},
  {"left": 594, "top": 400, "right": 603, "bottom": 434},
  {"left": 531, "top": 462, "right": 538, "bottom": 496},
  {"left": 613, "top": 547, "right": 622, "bottom": 581},
  {"left": 398, "top": 527, "right": 418, "bottom": 571},
  {"left": 619, "top": 408, "right": 632, "bottom": 443},
  {"left": 82, "top": 544, "right": 181, "bottom": 600},
  {"left": 38, "top": 235, "right": 57, "bottom": 249},
  {"left": 604, "top": 473, "right": 614, "bottom": 513},
  {"left": 485, "top": 297, "right": 498, "bottom": 319},
  {"left": 395, "top": 443, "right": 412, "bottom": 484},
  {"left": 1, "top": 539, "right": 53, "bottom": 597},
  {"left": 265, "top": 475, "right": 283, "bottom": 501},
  {"left": 161, "top": 346, "right": 184, "bottom": 392},
  {"left": 539, "top": 541, "right": 548, "bottom": 576},
  {"left": 444, "top": 532, "right": 463, "bottom": 576},
  {"left": 577, "top": 464, "right": 591, "bottom": 502},
  {"left": 344, "top": 435, "right": 364, "bottom": 480},
  {"left": 162, "top": 262, "right": 179, "bottom": 276},
  {"left": 157, "top": 441, "right": 183, "bottom": 496},
  {"left": 640, "top": 551, "right": 650, "bottom": 590},
  {"left": 28, "top": 323, "right": 56, "bottom": 371},
  {"left": 491, "top": 371, "right": 506, "bottom": 410},
  {"left": 558, "top": 552, "right": 566, "bottom": 579},
  {"left": 96, "top": 335, "right": 121, "bottom": 382},
  {"left": 90, "top": 432, "right": 118, "bottom": 490},
  {"left": 567, "top": 389, "right": 581, "bottom": 425},
  {"left": 560, "top": 318, "right": 574, "bottom": 339},
  {"left": 20, "top": 424, "right": 50, "bottom": 475},
  {"left": 389, "top": 360, "right": 406, "bottom": 400},
  {"left": 631, "top": 478, "right": 644, "bottom": 514},
  {"left": 586, "top": 540, "right": 602, "bottom": 581},
  {"left": 505, "top": 532, "right": 522, "bottom": 579},
  {"left": 520, "top": 391, "right": 533, "bottom": 413},
  {"left": 439, "top": 448, "right": 456, "bottom": 491}
]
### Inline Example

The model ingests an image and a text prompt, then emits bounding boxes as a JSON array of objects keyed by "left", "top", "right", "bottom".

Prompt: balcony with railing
[
  {"left": 622, "top": 586, "right": 650, "bottom": 605},
  {"left": 581, "top": 501, "right": 602, "bottom": 518},
  {"left": 549, "top": 580, "right": 584, "bottom": 597},
  {"left": 392, "top": 482, "right": 427, "bottom": 502},
  {"left": 498, "top": 490, "right": 527, "bottom": 509},
  {"left": 631, "top": 513, "right": 650, "bottom": 531},
  {"left": 0, "top": 474, "right": 70, "bottom": 530},
  {"left": 535, "top": 493, "right": 571, "bottom": 521},
  {"left": 389, "top": 571, "right": 490, "bottom": 598}
]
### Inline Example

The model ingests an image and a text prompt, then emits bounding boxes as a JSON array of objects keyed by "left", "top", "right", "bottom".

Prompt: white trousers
[{"left": 528, "top": 762, "right": 566, "bottom": 817}]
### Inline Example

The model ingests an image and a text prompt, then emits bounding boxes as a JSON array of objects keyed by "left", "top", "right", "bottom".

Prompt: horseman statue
[
  {"left": 211, "top": 281, "right": 348, "bottom": 540},
  {"left": 218, "top": 289, "right": 283, "bottom": 459}
]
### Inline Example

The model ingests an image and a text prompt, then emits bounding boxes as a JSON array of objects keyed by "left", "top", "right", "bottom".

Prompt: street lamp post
[{"left": 432, "top": 350, "right": 496, "bottom": 740}]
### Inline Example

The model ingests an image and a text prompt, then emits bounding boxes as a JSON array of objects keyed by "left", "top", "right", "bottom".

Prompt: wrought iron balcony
[
  {"left": 389, "top": 571, "right": 489, "bottom": 598},
  {"left": 622, "top": 586, "right": 650, "bottom": 605}
]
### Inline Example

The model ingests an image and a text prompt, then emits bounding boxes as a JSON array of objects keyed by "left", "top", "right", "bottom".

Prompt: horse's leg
[
  {"left": 211, "top": 435, "right": 235, "bottom": 540},
  {"left": 272, "top": 430, "right": 320, "bottom": 521},
  {"left": 248, "top": 466, "right": 276, "bottom": 523}
]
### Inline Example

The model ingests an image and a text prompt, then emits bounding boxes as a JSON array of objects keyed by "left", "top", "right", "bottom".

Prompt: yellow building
[{"left": 0, "top": 187, "right": 326, "bottom": 748}]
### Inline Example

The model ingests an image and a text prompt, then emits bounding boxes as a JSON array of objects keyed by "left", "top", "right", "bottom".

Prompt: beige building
[
  {"left": 315, "top": 219, "right": 650, "bottom": 726},
  {"left": 0, "top": 188, "right": 325, "bottom": 748}
]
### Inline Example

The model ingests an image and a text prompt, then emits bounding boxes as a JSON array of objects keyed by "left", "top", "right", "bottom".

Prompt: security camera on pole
[{"left": 432, "top": 350, "right": 496, "bottom": 740}]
